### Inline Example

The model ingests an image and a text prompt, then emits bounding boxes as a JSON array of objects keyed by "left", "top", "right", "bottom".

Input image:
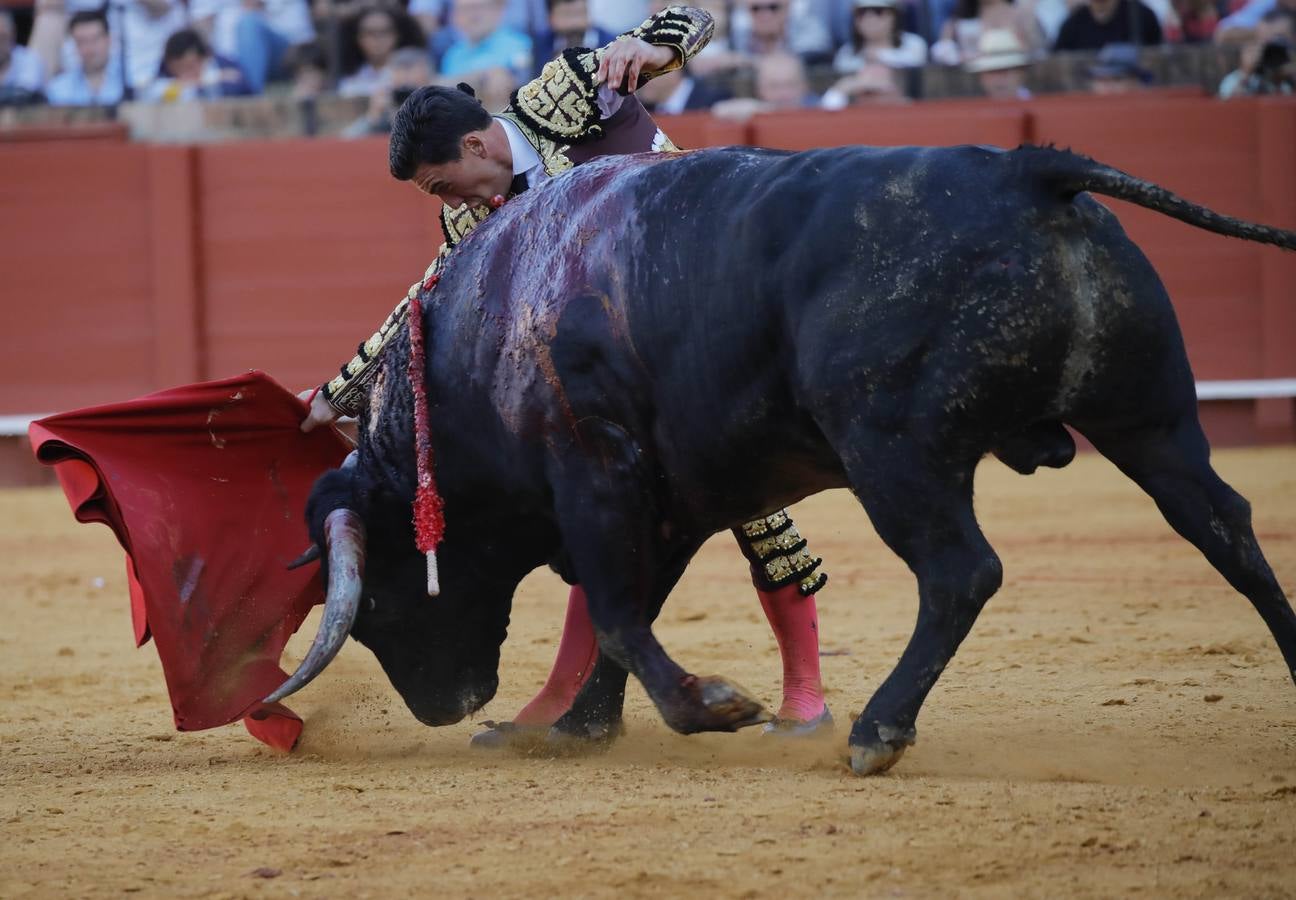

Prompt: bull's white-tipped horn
[{"left": 264, "top": 508, "right": 366, "bottom": 704}]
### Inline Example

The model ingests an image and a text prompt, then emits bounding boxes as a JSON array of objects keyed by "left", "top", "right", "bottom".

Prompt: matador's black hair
[{"left": 389, "top": 83, "right": 493, "bottom": 180}]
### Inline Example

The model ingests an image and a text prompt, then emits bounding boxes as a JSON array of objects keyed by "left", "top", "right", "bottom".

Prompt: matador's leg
[
  {"left": 471, "top": 511, "right": 832, "bottom": 747},
  {"left": 733, "top": 510, "right": 833, "bottom": 733}
]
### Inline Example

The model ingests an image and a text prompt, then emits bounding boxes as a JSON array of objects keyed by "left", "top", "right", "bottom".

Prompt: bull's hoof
[
  {"left": 665, "top": 675, "right": 771, "bottom": 734},
  {"left": 848, "top": 722, "right": 916, "bottom": 776}
]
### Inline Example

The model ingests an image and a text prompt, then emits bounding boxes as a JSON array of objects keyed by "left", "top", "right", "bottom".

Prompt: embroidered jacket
[{"left": 321, "top": 6, "right": 713, "bottom": 417}]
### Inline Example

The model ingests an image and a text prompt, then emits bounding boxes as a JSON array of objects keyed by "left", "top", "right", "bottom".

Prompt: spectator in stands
[
  {"left": 1087, "top": 40, "right": 1153, "bottom": 88},
  {"left": 588, "top": 0, "right": 648, "bottom": 32},
  {"left": 931, "top": 0, "right": 1044, "bottom": 65},
  {"left": 531, "top": 0, "right": 615, "bottom": 76},
  {"left": 344, "top": 45, "right": 437, "bottom": 135},
  {"left": 411, "top": 0, "right": 546, "bottom": 53},
  {"left": 821, "top": 58, "right": 906, "bottom": 104},
  {"left": 338, "top": 6, "right": 426, "bottom": 98},
  {"left": 440, "top": 0, "right": 533, "bottom": 91},
  {"left": 1054, "top": 0, "right": 1163, "bottom": 50},
  {"left": 310, "top": 0, "right": 366, "bottom": 32},
  {"left": 1165, "top": 0, "right": 1220, "bottom": 41},
  {"left": 0, "top": 9, "right": 46, "bottom": 103},
  {"left": 1216, "top": 0, "right": 1296, "bottom": 44},
  {"left": 121, "top": 0, "right": 190, "bottom": 95},
  {"left": 45, "top": 8, "right": 124, "bottom": 105},
  {"left": 754, "top": 47, "right": 824, "bottom": 102},
  {"left": 714, "top": 49, "right": 857, "bottom": 117},
  {"left": 144, "top": 27, "right": 252, "bottom": 100},
  {"left": 27, "top": 0, "right": 185, "bottom": 98},
  {"left": 965, "top": 26, "right": 1032, "bottom": 96},
  {"left": 1218, "top": 8, "right": 1294, "bottom": 94},
  {"left": 189, "top": 0, "right": 315, "bottom": 94},
  {"left": 637, "top": 63, "right": 733, "bottom": 111},
  {"left": 730, "top": 0, "right": 835, "bottom": 64},
  {"left": 904, "top": 0, "right": 961, "bottom": 45},
  {"left": 285, "top": 40, "right": 326, "bottom": 99},
  {"left": 1032, "top": 0, "right": 1073, "bottom": 45},
  {"left": 685, "top": 0, "right": 757, "bottom": 76},
  {"left": 833, "top": 0, "right": 928, "bottom": 73}
]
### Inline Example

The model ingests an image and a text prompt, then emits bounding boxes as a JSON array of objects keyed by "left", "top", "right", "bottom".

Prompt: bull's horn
[
  {"left": 285, "top": 544, "right": 321, "bottom": 570},
  {"left": 264, "top": 509, "right": 366, "bottom": 704}
]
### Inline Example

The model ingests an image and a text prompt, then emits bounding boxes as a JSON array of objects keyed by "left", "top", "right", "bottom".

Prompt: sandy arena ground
[{"left": 2, "top": 446, "right": 1295, "bottom": 898}]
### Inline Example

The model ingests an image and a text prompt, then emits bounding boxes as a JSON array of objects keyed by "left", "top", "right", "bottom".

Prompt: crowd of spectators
[{"left": 0, "top": 0, "right": 1291, "bottom": 117}]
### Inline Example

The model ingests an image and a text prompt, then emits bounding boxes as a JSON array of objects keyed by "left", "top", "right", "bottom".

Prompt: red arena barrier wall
[{"left": 1, "top": 94, "right": 1292, "bottom": 486}]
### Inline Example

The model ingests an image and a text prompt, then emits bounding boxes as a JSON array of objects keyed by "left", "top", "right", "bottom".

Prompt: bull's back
[{"left": 433, "top": 145, "right": 1191, "bottom": 509}]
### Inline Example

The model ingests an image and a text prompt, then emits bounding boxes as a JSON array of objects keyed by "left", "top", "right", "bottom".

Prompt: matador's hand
[
  {"left": 299, "top": 388, "right": 338, "bottom": 433},
  {"left": 596, "top": 37, "right": 678, "bottom": 94}
]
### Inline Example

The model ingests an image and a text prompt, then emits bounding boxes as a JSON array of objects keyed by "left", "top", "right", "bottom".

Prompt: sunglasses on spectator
[
  {"left": 750, "top": 3, "right": 785, "bottom": 12},
  {"left": 854, "top": 6, "right": 892, "bottom": 14},
  {"left": 361, "top": 25, "right": 396, "bottom": 36}
]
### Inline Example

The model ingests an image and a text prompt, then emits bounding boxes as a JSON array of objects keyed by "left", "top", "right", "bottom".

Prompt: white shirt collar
[{"left": 496, "top": 115, "right": 545, "bottom": 188}]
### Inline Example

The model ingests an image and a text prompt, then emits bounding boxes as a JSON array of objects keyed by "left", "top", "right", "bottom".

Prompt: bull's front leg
[{"left": 547, "top": 424, "right": 769, "bottom": 737}]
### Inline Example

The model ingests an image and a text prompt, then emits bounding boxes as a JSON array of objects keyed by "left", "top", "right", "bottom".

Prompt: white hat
[{"left": 964, "top": 29, "right": 1030, "bottom": 73}]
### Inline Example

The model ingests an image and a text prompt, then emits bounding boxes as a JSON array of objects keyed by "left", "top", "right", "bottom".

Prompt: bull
[{"left": 270, "top": 144, "right": 1296, "bottom": 775}]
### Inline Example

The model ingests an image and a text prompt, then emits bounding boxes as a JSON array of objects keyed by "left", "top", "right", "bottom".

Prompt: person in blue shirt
[
  {"left": 1217, "top": 0, "right": 1296, "bottom": 42},
  {"left": 46, "top": 9, "right": 124, "bottom": 106},
  {"left": 440, "top": 0, "right": 533, "bottom": 89}
]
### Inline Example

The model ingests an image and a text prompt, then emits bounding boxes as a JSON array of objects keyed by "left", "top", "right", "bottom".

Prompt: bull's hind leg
[
  {"left": 1083, "top": 419, "right": 1296, "bottom": 684},
  {"left": 839, "top": 441, "right": 1004, "bottom": 775}
]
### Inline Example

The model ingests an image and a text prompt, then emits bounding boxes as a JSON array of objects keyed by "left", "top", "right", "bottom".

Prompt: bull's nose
[
  {"left": 457, "top": 678, "right": 498, "bottom": 717},
  {"left": 399, "top": 676, "right": 498, "bottom": 727}
]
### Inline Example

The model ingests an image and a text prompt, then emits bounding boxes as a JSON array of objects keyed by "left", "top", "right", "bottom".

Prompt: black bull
[{"left": 274, "top": 144, "right": 1296, "bottom": 775}]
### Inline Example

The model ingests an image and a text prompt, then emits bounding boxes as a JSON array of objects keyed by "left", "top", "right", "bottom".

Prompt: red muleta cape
[{"left": 29, "top": 372, "right": 350, "bottom": 751}]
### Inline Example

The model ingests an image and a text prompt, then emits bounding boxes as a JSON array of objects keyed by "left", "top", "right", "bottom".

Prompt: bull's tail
[{"left": 1019, "top": 145, "right": 1296, "bottom": 252}]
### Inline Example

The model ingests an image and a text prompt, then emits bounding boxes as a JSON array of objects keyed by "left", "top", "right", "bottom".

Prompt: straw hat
[{"left": 964, "top": 29, "right": 1030, "bottom": 73}]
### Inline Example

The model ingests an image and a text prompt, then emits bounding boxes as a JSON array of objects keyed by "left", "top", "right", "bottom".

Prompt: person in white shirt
[
  {"left": 45, "top": 8, "right": 125, "bottom": 105},
  {"left": 832, "top": 0, "right": 929, "bottom": 73}
]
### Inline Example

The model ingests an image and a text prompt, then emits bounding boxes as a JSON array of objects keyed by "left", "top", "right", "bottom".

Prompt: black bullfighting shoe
[
  {"left": 761, "top": 704, "right": 834, "bottom": 738},
  {"left": 468, "top": 720, "right": 549, "bottom": 750}
]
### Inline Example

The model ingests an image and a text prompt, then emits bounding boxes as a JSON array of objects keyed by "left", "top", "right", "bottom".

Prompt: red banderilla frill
[{"left": 407, "top": 276, "right": 446, "bottom": 595}]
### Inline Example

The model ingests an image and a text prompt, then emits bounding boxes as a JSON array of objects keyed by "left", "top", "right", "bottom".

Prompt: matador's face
[{"left": 412, "top": 130, "right": 514, "bottom": 212}]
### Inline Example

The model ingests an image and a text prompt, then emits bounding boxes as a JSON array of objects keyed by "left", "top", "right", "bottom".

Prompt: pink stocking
[
  {"left": 512, "top": 585, "right": 599, "bottom": 726},
  {"left": 758, "top": 583, "right": 827, "bottom": 722}
]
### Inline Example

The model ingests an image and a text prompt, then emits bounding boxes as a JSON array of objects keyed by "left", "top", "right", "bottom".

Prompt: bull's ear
[{"left": 285, "top": 545, "right": 321, "bottom": 570}]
